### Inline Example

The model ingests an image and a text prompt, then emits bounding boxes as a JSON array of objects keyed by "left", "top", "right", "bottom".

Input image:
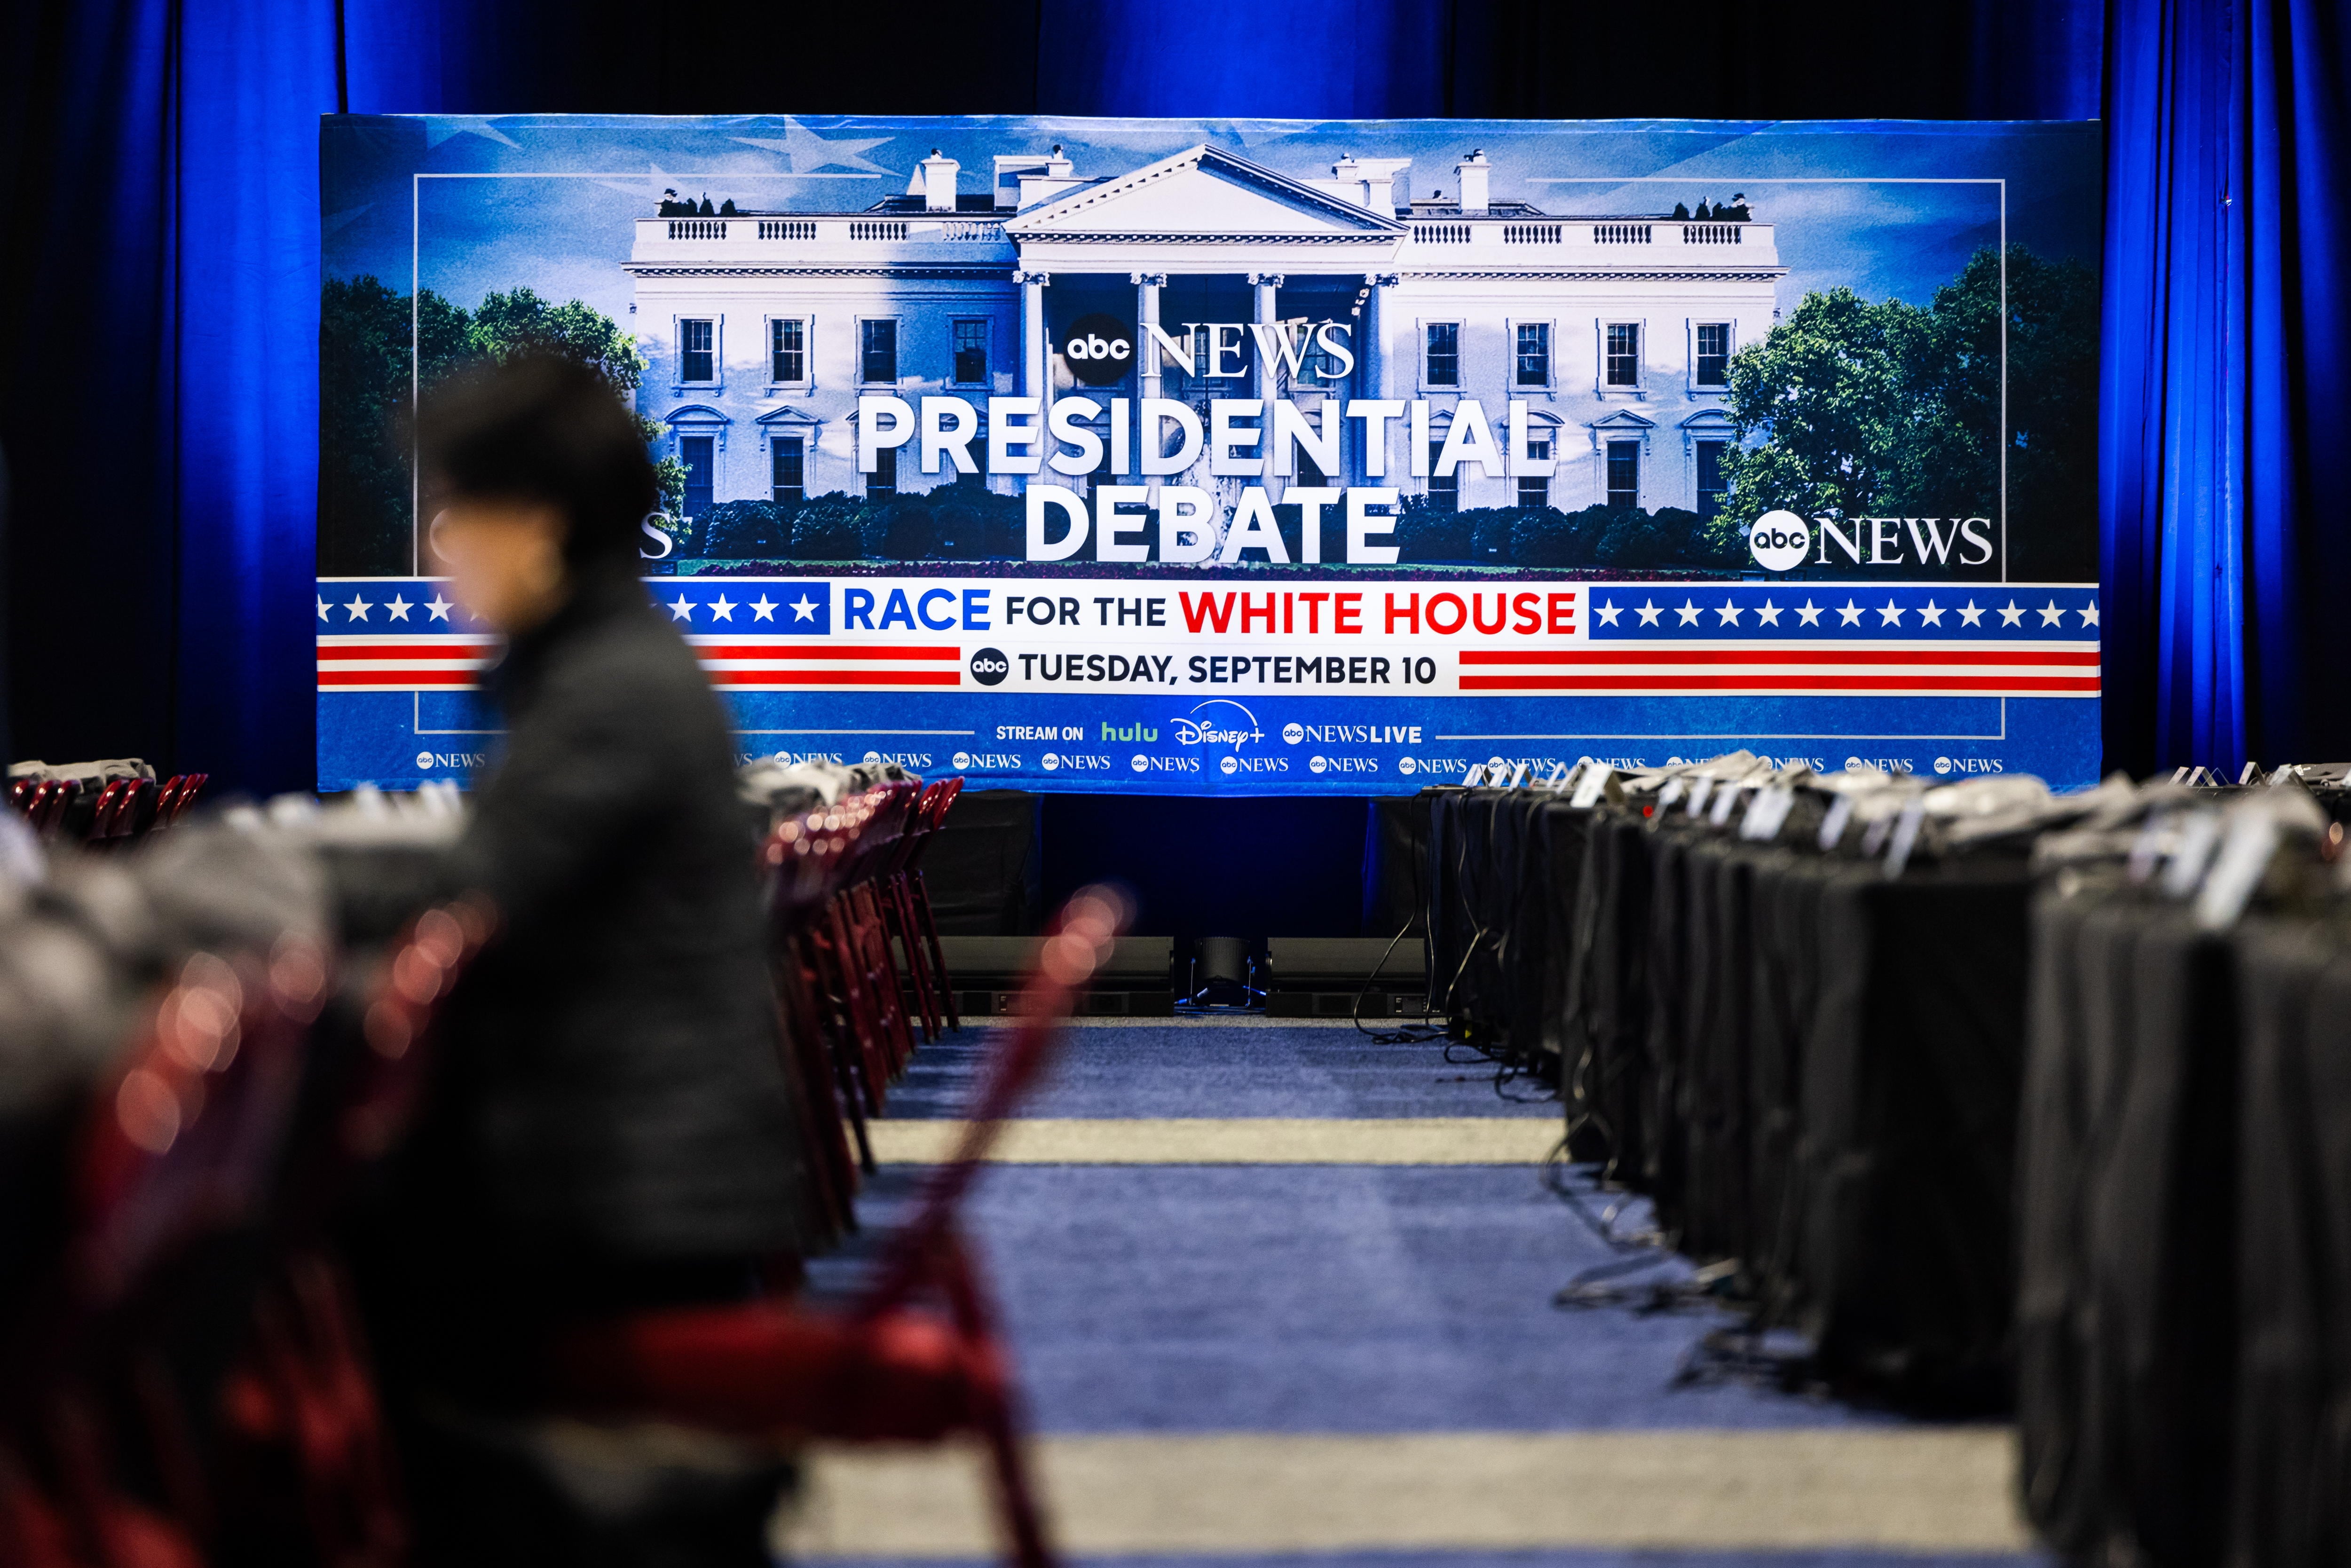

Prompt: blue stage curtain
[{"left": 2102, "top": 0, "right": 2351, "bottom": 775}]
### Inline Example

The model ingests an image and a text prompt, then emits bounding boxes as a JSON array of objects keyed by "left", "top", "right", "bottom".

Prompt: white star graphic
[
  {"left": 752, "top": 596, "right": 778, "bottom": 622},
  {"left": 709, "top": 594, "right": 737, "bottom": 622},
  {"left": 1999, "top": 599, "right": 2026, "bottom": 626},
  {"left": 1596, "top": 599, "right": 1622, "bottom": 627},
  {"left": 2038, "top": 599, "right": 2065, "bottom": 626},
  {"left": 386, "top": 594, "right": 412, "bottom": 622},
  {"left": 1635, "top": 600, "right": 1662, "bottom": 626},
  {"left": 344, "top": 595, "right": 371, "bottom": 621},
  {"left": 1796, "top": 600, "right": 1823, "bottom": 627},
  {"left": 1675, "top": 599, "right": 1701, "bottom": 626},
  {"left": 1837, "top": 599, "right": 1863, "bottom": 626},
  {"left": 427, "top": 595, "right": 453, "bottom": 621},
  {"left": 1877, "top": 600, "right": 1904, "bottom": 626},
  {"left": 1917, "top": 599, "right": 1945, "bottom": 627},
  {"left": 1715, "top": 598, "right": 1743, "bottom": 626},
  {"left": 1756, "top": 600, "right": 1782, "bottom": 626},
  {"left": 732, "top": 117, "right": 895, "bottom": 175},
  {"left": 2080, "top": 600, "right": 2100, "bottom": 628},
  {"left": 316, "top": 596, "right": 331, "bottom": 621},
  {"left": 791, "top": 594, "right": 820, "bottom": 623},
  {"left": 668, "top": 594, "right": 696, "bottom": 622},
  {"left": 1957, "top": 599, "right": 1984, "bottom": 627},
  {"left": 424, "top": 116, "right": 521, "bottom": 150}
]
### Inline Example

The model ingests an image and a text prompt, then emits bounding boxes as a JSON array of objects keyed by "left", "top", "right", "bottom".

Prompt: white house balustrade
[{"left": 623, "top": 140, "right": 1785, "bottom": 524}]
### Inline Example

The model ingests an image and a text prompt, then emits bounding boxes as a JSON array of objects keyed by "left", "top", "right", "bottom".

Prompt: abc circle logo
[
  {"left": 1282, "top": 723, "right": 1304, "bottom": 744},
  {"left": 968, "top": 646, "right": 1009, "bottom": 686},
  {"left": 952, "top": 751, "right": 972, "bottom": 769},
  {"left": 1041, "top": 753, "right": 1061, "bottom": 772},
  {"left": 1748, "top": 509, "right": 1811, "bottom": 572},
  {"left": 1934, "top": 756, "right": 1953, "bottom": 774},
  {"left": 1219, "top": 756, "right": 1238, "bottom": 775},
  {"left": 1310, "top": 756, "right": 1329, "bottom": 775},
  {"left": 1131, "top": 754, "right": 1149, "bottom": 772},
  {"left": 415, "top": 750, "right": 435, "bottom": 771},
  {"left": 1397, "top": 757, "right": 1417, "bottom": 776},
  {"left": 1061, "top": 313, "right": 1134, "bottom": 387}
]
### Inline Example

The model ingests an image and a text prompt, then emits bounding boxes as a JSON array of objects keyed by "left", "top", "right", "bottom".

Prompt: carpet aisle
[{"left": 787, "top": 1019, "right": 2039, "bottom": 1567}]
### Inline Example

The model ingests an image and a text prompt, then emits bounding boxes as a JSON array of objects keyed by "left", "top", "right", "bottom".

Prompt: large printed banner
[{"left": 319, "top": 114, "right": 2103, "bottom": 793}]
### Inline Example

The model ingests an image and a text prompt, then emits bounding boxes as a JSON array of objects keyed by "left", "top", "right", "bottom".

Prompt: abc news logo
[
  {"left": 1746, "top": 509, "right": 1995, "bottom": 572},
  {"left": 1061, "top": 314, "right": 1133, "bottom": 387}
]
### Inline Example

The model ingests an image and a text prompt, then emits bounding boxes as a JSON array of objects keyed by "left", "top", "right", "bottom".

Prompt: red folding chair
[
  {"left": 0, "top": 941, "right": 326, "bottom": 1568},
  {"left": 554, "top": 887, "right": 1128, "bottom": 1568},
  {"left": 210, "top": 900, "right": 493, "bottom": 1568},
  {"left": 901, "top": 777, "right": 966, "bottom": 1033}
]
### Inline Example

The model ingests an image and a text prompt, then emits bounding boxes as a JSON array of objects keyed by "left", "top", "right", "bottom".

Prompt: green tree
[
  {"left": 319, "top": 275, "right": 415, "bottom": 574},
  {"left": 459, "top": 288, "right": 685, "bottom": 518},
  {"left": 316, "top": 277, "right": 683, "bottom": 572},
  {"left": 1719, "top": 245, "right": 2097, "bottom": 580},
  {"left": 1718, "top": 285, "right": 1926, "bottom": 530}
]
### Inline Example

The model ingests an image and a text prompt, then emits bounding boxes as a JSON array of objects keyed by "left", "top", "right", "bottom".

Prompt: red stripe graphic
[{"left": 318, "top": 641, "right": 497, "bottom": 661}]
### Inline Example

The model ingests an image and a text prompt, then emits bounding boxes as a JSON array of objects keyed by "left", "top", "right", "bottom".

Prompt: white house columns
[
  {"left": 1016, "top": 269, "right": 1051, "bottom": 399},
  {"left": 1248, "top": 271, "right": 1283, "bottom": 403},
  {"left": 1131, "top": 271, "right": 1167, "bottom": 403}
]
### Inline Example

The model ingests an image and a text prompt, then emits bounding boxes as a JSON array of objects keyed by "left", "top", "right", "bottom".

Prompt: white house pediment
[
  {"left": 754, "top": 405, "right": 823, "bottom": 428},
  {"left": 1005, "top": 145, "right": 1405, "bottom": 242},
  {"left": 1589, "top": 410, "right": 1657, "bottom": 432},
  {"left": 664, "top": 404, "right": 732, "bottom": 427},
  {"left": 1678, "top": 409, "right": 1736, "bottom": 431}
]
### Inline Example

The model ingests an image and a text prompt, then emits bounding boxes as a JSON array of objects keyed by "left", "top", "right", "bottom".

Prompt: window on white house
[
  {"left": 860, "top": 319, "right": 898, "bottom": 385},
  {"left": 868, "top": 445, "right": 897, "bottom": 501},
  {"left": 1515, "top": 323, "right": 1550, "bottom": 386},
  {"left": 952, "top": 319, "right": 989, "bottom": 385},
  {"left": 1428, "top": 441, "right": 1458, "bottom": 512},
  {"left": 680, "top": 435, "right": 714, "bottom": 516},
  {"left": 1517, "top": 438, "right": 1551, "bottom": 509},
  {"left": 1425, "top": 322, "right": 1460, "bottom": 387},
  {"left": 1606, "top": 440, "right": 1640, "bottom": 509},
  {"left": 1605, "top": 323, "right": 1640, "bottom": 387},
  {"left": 770, "top": 319, "right": 805, "bottom": 383},
  {"left": 772, "top": 435, "right": 805, "bottom": 505},
  {"left": 1695, "top": 323, "right": 1730, "bottom": 387},
  {"left": 681, "top": 319, "right": 715, "bottom": 383}
]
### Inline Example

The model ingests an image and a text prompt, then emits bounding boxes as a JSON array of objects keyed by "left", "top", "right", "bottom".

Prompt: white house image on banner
[{"left": 623, "top": 143, "right": 1785, "bottom": 532}]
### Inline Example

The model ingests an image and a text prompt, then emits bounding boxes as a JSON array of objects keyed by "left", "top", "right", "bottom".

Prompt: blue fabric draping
[{"left": 2101, "top": 0, "right": 2351, "bottom": 774}]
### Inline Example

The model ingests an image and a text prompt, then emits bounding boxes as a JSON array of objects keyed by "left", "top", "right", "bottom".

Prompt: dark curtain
[{"left": 0, "top": 0, "right": 2339, "bottom": 796}]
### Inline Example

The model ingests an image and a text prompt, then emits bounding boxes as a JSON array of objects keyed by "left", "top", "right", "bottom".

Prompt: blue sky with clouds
[{"left": 323, "top": 115, "right": 2099, "bottom": 324}]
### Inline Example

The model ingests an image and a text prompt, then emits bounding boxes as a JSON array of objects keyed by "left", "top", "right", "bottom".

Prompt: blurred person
[{"left": 365, "top": 355, "right": 807, "bottom": 1566}]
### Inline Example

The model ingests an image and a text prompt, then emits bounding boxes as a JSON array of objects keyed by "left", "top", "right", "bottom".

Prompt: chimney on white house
[
  {"left": 1453, "top": 149, "right": 1491, "bottom": 214},
  {"left": 919, "top": 150, "right": 960, "bottom": 212},
  {"left": 1330, "top": 155, "right": 1412, "bottom": 214}
]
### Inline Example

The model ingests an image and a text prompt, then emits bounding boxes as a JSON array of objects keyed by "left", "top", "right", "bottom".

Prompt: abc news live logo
[{"left": 1746, "top": 510, "right": 1993, "bottom": 572}]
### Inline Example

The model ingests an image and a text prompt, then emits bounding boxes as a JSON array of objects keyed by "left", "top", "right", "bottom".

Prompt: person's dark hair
[{"left": 418, "top": 354, "right": 657, "bottom": 568}]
